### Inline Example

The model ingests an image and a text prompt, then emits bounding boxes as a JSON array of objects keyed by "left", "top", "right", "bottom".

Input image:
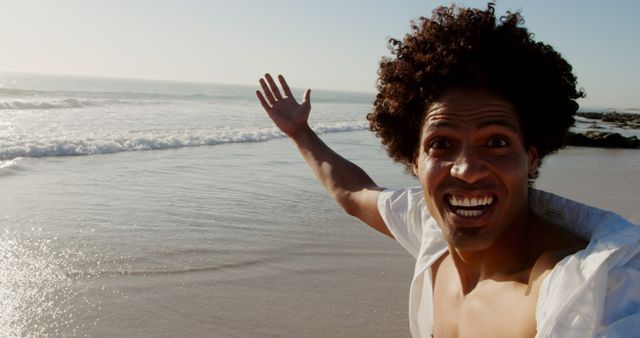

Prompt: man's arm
[{"left": 256, "top": 73, "right": 391, "bottom": 237}]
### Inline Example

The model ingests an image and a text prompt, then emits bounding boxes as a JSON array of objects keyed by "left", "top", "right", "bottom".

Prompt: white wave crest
[
  {"left": 0, "top": 157, "right": 22, "bottom": 169},
  {"left": 0, "top": 98, "right": 160, "bottom": 110},
  {"left": 0, "top": 99, "right": 90, "bottom": 110},
  {"left": 0, "top": 121, "right": 368, "bottom": 160}
]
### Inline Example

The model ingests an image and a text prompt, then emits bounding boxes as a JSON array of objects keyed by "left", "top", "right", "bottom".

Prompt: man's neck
[{"left": 448, "top": 208, "right": 537, "bottom": 294}]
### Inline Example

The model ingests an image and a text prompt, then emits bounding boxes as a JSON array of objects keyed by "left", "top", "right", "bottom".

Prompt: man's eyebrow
[{"left": 425, "top": 118, "right": 520, "bottom": 133}]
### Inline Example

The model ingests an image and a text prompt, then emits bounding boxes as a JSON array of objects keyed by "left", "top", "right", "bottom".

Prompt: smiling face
[{"left": 413, "top": 88, "right": 538, "bottom": 252}]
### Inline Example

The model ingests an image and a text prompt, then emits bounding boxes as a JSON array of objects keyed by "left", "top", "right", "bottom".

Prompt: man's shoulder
[
  {"left": 379, "top": 186, "right": 425, "bottom": 207},
  {"left": 525, "top": 208, "right": 589, "bottom": 286},
  {"left": 528, "top": 246, "right": 583, "bottom": 286},
  {"left": 532, "top": 217, "right": 640, "bottom": 335}
]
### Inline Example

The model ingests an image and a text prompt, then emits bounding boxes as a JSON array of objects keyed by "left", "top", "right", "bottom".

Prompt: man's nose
[{"left": 450, "top": 145, "right": 489, "bottom": 183}]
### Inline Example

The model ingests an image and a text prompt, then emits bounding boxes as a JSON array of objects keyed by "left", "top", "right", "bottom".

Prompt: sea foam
[
  {"left": 0, "top": 121, "right": 368, "bottom": 161},
  {"left": 0, "top": 99, "right": 88, "bottom": 110},
  {"left": 0, "top": 98, "right": 165, "bottom": 110}
]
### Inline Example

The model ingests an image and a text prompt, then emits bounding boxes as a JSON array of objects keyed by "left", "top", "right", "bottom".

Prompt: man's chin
[{"left": 446, "top": 227, "right": 497, "bottom": 252}]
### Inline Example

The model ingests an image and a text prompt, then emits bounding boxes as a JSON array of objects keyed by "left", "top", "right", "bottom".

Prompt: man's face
[{"left": 413, "top": 88, "right": 538, "bottom": 252}]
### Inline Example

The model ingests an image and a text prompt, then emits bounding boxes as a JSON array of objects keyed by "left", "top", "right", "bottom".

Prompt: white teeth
[
  {"left": 448, "top": 195, "right": 494, "bottom": 207},
  {"left": 456, "top": 209, "right": 483, "bottom": 217}
]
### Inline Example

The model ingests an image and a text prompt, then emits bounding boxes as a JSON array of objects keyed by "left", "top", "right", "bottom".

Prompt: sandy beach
[{"left": 2, "top": 129, "right": 638, "bottom": 337}]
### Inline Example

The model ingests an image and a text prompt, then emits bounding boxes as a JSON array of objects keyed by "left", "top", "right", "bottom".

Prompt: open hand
[{"left": 256, "top": 74, "right": 311, "bottom": 137}]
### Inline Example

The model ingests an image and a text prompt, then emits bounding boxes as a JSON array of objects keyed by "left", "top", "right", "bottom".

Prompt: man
[{"left": 256, "top": 4, "right": 640, "bottom": 337}]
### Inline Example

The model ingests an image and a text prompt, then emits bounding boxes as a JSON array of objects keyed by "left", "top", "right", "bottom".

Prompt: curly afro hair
[{"left": 367, "top": 3, "right": 584, "bottom": 178}]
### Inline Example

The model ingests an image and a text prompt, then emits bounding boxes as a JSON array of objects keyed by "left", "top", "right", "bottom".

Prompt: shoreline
[{"left": 570, "top": 111, "right": 640, "bottom": 148}]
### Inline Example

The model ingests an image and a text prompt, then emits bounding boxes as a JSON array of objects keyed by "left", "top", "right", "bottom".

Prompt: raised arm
[{"left": 256, "top": 73, "right": 391, "bottom": 237}]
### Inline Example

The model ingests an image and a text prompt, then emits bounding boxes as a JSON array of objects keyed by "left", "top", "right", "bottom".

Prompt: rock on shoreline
[
  {"left": 568, "top": 112, "right": 640, "bottom": 149},
  {"left": 577, "top": 112, "right": 640, "bottom": 129},
  {"left": 567, "top": 131, "right": 639, "bottom": 148}
]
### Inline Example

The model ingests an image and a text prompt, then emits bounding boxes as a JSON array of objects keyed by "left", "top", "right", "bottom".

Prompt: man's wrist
[{"left": 289, "top": 124, "right": 314, "bottom": 142}]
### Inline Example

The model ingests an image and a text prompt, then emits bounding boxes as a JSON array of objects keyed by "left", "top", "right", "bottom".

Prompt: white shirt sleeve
[
  {"left": 377, "top": 187, "right": 426, "bottom": 258},
  {"left": 530, "top": 189, "right": 640, "bottom": 337},
  {"left": 598, "top": 261, "right": 640, "bottom": 336}
]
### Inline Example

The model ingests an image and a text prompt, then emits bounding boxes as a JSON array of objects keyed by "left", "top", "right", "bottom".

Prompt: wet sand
[
  {"left": 81, "top": 139, "right": 639, "bottom": 337},
  {"left": 2, "top": 131, "right": 638, "bottom": 337}
]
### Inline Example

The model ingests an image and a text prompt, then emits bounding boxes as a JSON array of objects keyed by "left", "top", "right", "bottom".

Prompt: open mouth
[{"left": 445, "top": 193, "right": 496, "bottom": 218}]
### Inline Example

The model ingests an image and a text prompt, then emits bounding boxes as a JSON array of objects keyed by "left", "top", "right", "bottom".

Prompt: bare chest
[{"left": 431, "top": 272, "right": 538, "bottom": 338}]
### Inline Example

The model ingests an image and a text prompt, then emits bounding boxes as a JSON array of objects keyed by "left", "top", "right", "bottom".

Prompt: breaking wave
[
  {"left": 0, "top": 87, "right": 255, "bottom": 108},
  {"left": 0, "top": 121, "right": 368, "bottom": 161},
  {"left": 0, "top": 98, "right": 92, "bottom": 110},
  {"left": 0, "top": 98, "right": 170, "bottom": 110}
]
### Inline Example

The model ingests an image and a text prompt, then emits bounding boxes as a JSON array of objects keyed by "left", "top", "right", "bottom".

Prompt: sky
[{"left": 0, "top": 0, "right": 638, "bottom": 109}]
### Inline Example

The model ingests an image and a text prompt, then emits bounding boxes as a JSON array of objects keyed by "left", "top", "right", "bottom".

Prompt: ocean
[
  {"left": 0, "top": 72, "right": 419, "bottom": 337},
  {"left": 1, "top": 72, "right": 638, "bottom": 337}
]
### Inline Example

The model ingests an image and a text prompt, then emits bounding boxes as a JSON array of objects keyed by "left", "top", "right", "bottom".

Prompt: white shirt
[{"left": 378, "top": 187, "right": 640, "bottom": 338}]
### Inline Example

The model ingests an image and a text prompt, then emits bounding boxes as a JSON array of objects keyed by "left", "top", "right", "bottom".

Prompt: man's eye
[
  {"left": 429, "top": 139, "right": 452, "bottom": 150},
  {"left": 487, "top": 137, "right": 508, "bottom": 147}
]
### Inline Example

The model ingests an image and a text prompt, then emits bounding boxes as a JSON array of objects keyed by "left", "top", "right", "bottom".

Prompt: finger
[
  {"left": 278, "top": 74, "right": 294, "bottom": 98},
  {"left": 259, "top": 78, "right": 276, "bottom": 104},
  {"left": 256, "top": 90, "right": 271, "bottom": 111},
  {"left": 303, "top": 89, "right": 311, "bottom": 105},
  {"left": 265, "top": 73, "right": 283, "bottom": 100}
]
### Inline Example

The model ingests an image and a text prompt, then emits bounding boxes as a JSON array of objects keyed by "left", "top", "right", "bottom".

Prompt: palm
[{"left": 256, "top": 74, "right": 311, "bottom": 136}]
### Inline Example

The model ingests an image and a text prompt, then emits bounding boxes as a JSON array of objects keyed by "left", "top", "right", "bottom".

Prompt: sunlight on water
[{"left": 0, "top": 230, "right": 96, "bottom": 336}]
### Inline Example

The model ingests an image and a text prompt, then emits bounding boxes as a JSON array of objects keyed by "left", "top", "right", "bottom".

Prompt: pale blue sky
[{"left": 1, "top": 0, "right": 638, "bottom": 108}]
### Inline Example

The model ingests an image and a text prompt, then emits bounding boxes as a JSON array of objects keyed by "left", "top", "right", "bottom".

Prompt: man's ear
[
  {"left": 527, "top": 146, "right": 539, "bottom": 176},
  {"left": 412, "top": 159, "right": 419, "bottom": 177}
]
